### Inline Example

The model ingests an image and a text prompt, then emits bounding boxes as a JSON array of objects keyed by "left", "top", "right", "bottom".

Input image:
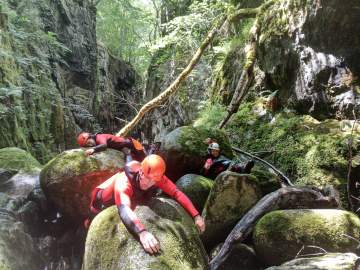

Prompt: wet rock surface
[
  {"left": 201, "top": 171, "right": 261, "bottom": 250},
  {"left": 176, "top": 174, "right": 214, "bottom": 212},
  {"left": 84, "top": 197, "right": 208, "bottom": 270},
  {"left": 253, "top": 209, "right": 360, "bottom": 266},
  {"left": 40, "top": 149, "right": 125, "bottom": 222}
]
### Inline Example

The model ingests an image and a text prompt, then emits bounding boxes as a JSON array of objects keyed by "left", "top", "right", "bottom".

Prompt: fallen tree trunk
[
  {"left": 209, "top": 186, "right": 339, "bottom": 270},
  {"left": 232, "top": 146, "right": 293, "bottom": 187}
]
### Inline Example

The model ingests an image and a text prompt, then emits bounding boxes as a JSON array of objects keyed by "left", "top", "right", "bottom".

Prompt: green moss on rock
[
  {"left": 0, "top": 147, "right": 42, "bottom": 173},
  {"left": 40, "top": 149, "right": 125, "bottom": 221},
  {"left": 201, "top": 171, "right": 262, "bottom": 249},
  {"left": 161, "top": 125, "right": 233, "bottom": 181},
  {"left": 265, "top": 253, "right": 359, "bottom": 270},
  {"left": 253, "top": 209, "right": 360, "bottom": 266},
  {"left": 195, "top": 100, "right": 360, "bottom": 205},
  {"left": 83, "top": 198, "right": 208, "bottom": 270},
  {"left": 176, "top": 174, "right": 214, "bottom": 212}
]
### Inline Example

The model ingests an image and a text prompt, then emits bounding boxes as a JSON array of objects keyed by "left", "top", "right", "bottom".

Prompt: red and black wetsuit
[
  {"left": 87, "top": 161, "right": 199, "bottom": 234},
  {"left": 92, "top": 134, "right": 146, "bottom": 162},
  {"left": 202, "top": 154, "right": 232, "bottom": 180}
]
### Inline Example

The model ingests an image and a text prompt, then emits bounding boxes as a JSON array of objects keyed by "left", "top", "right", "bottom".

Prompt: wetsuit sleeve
[
  {"left": 157, "top": 175, "right": 199, "bottom": 218},
  {"left": 114, "top": 176, "right": 146, "bottom": 235},
  {"left": 93, "top": 144, "right": 107, "bottom": 153}
]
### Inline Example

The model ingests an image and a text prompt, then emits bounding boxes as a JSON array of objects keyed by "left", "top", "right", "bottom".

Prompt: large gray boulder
[
  {"left": 83, "top": 197, "right": 208, "bottom": 270},
  {"left": 201, "top": 171, "right": 262, "bottom": 249},
  {"left": 161, "top": 126, "right": 233, "bottom": 181},
  {"left": 176, "top": 174, "right": 214, "bottom": 212},
  {"left": 253, "top": 209, "right": 360, "bottom": 266},
  {"left": 257, "top": 0, "right": 360, "bottom": 119},
  {"left": 265, "top": 253, "right": 359, "bottom": 270},
  {"left": 40, "top": 149, "right": 125, "bottom": 222}
]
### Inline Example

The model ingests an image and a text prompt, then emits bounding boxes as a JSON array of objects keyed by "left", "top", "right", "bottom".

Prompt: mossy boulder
[
  {"left": 210, "top": 242, "right": 263, "bottom": 270},
  {"left": 161, "top": 126, "right": 233, "bottom": 181},
  {"left": 0, "top": 147, "right": 42, "bottom": 173},
  {"left": 265, "top": 253, "right": 359, "bottom": 270},
  {"left": 83, "top": 197, "right": 208, "bottom": 270},
  {"left": 40, "top": 149, "right": 125, "bottom": 222},
  {"left": 0, "top": 147, "right": 43, "bottom": 198},
  {"left": 201, "top": 171, "right": 262, "bottom": 249},
  {"left": 253, "top": 209, "right": 360, "bottom": 266},
  {"left": 176, "top": 174, "right": 214, "bottom": 213}
]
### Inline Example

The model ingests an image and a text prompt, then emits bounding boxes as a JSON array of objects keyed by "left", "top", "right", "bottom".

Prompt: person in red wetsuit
[
  {"left": 77, "top": 132, "right": 146, "bottom": 162},
  {"left": 85, "top": 154, "right": 205, "bottom": 254}
]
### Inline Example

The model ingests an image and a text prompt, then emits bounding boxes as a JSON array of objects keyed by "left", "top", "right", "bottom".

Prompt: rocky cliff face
[
  {"left": 0, "top": 0, "right": 137, "bottom": 162},
  {"left": 257, "top": 0, "right": 360, "bottom": 119}
]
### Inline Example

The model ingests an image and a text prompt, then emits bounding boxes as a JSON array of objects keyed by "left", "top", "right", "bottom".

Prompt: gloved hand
[
  {"left": 84, "top": 218, "right": 91, "bottom": 229},
  {"left": 204, "top": 158, "right": 213, "bottom": 170},
  {"left": 194, "top": 215, "right": 205, "bottom": 234},
  {"left": 85, "top": 149, "right": 95, "bottom": 156},
  {"left": 121, "top": 147, "right": 131, "bottom": 155},
  {"left": 139, "top": 230, "right": 160, "bottom": 254}
]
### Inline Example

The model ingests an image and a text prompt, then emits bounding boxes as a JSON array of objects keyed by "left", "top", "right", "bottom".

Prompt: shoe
[{"left": 243, "top": 159, "right": 255, "bottom": 174}]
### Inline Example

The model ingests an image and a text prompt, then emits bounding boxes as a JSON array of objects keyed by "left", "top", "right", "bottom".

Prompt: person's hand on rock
[
  {"left": 194, "top": 215, "right": 205, "bottom": 234},
  {"left": 139, "top": 230, "right": 160, "bottom": 254},
  {"left": 85, "top": 149, "right": 95, "bottom": 156}
]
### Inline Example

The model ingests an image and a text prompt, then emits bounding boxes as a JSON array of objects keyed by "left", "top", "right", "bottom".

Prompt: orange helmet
[
  {"left": 141, "top": 154, "right": 166, "bottom": 182},
  {"left": 77, "top": 132, "right": 90, "bottom": 147}
]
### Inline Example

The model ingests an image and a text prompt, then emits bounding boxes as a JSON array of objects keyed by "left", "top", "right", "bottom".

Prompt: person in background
[
  {"left": 202, "top": 139, "right": 254, "bottom": 180},
  {"left": 85, "top": 155, "right": 205, "bottom": 254},
  {"left": 77, "top": 132, "right": 146, "bottom": 162}
]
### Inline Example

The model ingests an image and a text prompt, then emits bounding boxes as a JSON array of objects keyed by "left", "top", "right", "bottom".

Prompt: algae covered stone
[
  {"left": 0, "top": 147, "right": 43, "bottom": 198},
  {"left": 176, "top": 174, "right": 214, "bottom": 212},
  {"left": 40, "top": 149, "right": 125, "bottom": 222},
  {"left": 83, "top": 197, "right": 208, "bottom": 270},
  {"left": 253, "top": 209, "right": 360, "bottom": 266},
  {"left": 161, "top": 126, "right": 232, "bottom": 181},
  {"left": 201, "top": 171, "right": 262, "bottom": 249},
  {"left": 0, "top": 147, "right": 42, "bottom": 173},
  {"left": 265, "top": 253, "right": 359, "bottom": 270}
]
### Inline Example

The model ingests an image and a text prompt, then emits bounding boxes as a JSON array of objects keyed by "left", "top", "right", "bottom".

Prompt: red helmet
[
  {"left": 141, "top": 155, "right": 166, "bottom": 182},
  {"left": 77, "top": 132, "right": 90, "bottom": 147}
]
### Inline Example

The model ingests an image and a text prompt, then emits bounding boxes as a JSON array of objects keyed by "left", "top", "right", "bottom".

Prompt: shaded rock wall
[
  {"left": 257, "top": 0, "right": 360, "bottom": 119},
  {"left": 0, "top": 0, "right": 137, "bottom": 162}
]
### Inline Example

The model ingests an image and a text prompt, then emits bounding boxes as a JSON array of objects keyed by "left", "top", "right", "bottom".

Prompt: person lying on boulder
[
  {"left": 77, "top": 132, "right": 146, "bottom": 162},
  {"left": 85, "top": 154, "right": 205, "bottom": 254},
  {"left": 202, "top": 139, "right": 254, "bottom": 180}
]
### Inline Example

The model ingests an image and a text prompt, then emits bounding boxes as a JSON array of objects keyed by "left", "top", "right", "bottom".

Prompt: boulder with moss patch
[
  {"left": 265, "top": 253, "right": 359, "bottom": 270},
  {"left": 253, "top": 209, "right": 360, "bottom": 266},
  {"left": 83, "top": 197, "right": 208, "bottom": 270},
  {"left": 176, "top": 174, "right": 214, "bottom": 212},
  {"left": 201, "top": 171, "right": 261, "bottom": 249},
  {"left": 161, "top": 126, "right": 233, "bottom": 181},
  {"left": 40, "top": 149, "right": 125, "bottom": 222},
  {"left": 0, "top": 147, "right": 43, "bottom": 198}
]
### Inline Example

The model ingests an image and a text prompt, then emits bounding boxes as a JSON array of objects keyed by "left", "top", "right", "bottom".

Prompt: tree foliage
[{"left": 96, "top": 0, "right": 158, "bottom": 75}]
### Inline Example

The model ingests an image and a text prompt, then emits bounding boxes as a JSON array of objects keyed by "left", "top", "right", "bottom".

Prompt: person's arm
[
  {"left": 114, "top": 176, "right": 160, "bottom": 254},
  {"left": 85, "top": 135, "right": 108, "bottom": 155},
  {"left": 157, "top": 176, "right": 205, "bottom": 233}
]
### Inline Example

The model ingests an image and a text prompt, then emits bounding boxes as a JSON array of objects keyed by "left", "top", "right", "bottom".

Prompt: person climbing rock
[
  {"left": 202, "top": 139, "right": 254, "bottom": 180},
  {"left": 77, "top": 132, "right": 146, "bottom": 162},
  {"left": 84, "top": 154, "right": 205, "bottom": 254}
]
